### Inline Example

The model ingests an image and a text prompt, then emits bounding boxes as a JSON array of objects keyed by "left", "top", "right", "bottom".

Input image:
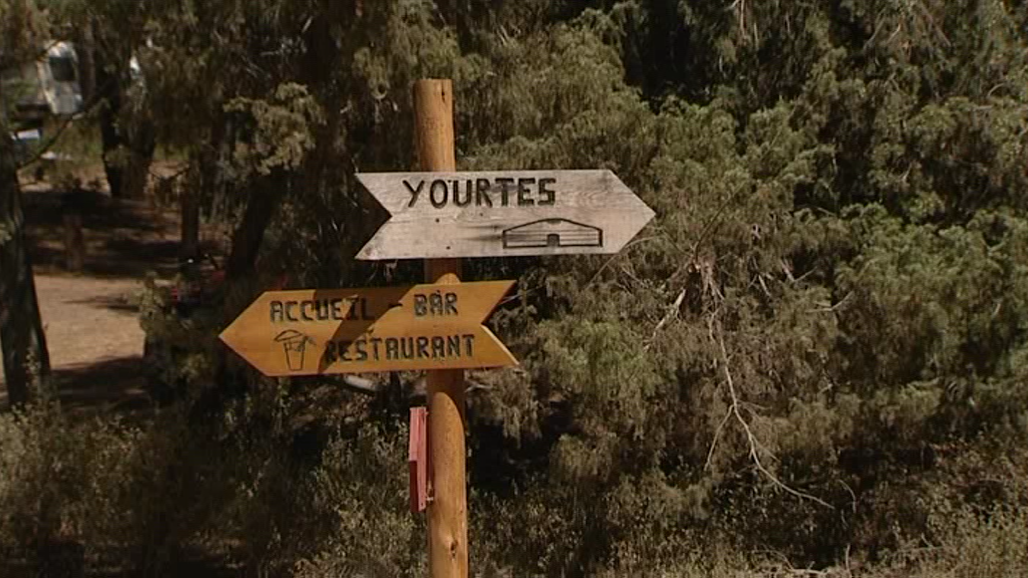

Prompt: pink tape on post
[{"left": 408, "top": 407, "right": 428, "bottom": 513}]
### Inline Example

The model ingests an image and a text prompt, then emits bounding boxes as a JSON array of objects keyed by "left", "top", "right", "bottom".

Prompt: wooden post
[
  {"left": 180, "top": 188, "right": 199, "bottom": 259},
  {"left": 63, "top": 210, "right": 85, "bottom": 272},
  {"left": 414, "top": 79, "right": 469, "bottom": 578}
]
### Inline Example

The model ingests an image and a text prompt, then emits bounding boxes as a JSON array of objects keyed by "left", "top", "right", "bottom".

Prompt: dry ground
[
  {"left": 0, "top": 163, "right": 221, "bottom": 412},
  {"left": 18, "top": 274, "right": 151, "bottom": 414}
]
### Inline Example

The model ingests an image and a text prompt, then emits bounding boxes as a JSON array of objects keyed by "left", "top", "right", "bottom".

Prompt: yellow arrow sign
[{"left": 219, "top": 281, "right": 517, "bottom": 376}]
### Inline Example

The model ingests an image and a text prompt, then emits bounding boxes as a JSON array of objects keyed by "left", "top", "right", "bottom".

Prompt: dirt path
[
  {"left": 0, "top": 164, "right": 220, "bottom": 412},
  {"left": 36, "top": 274, "right": 152, "bottom": 412},
  {"left": 36, "top": 275, "right": 145, "bottom": 368},
  {"left": 0, "top": 274, "right": 153, "bottom": 412}
]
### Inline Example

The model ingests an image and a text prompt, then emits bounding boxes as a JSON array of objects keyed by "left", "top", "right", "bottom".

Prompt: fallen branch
[
  {"left": 338, "top": 374, "right": 492, "bottom": 398},
  {"left": 340, "top": 375, "right": 378, "bottom": 396}
]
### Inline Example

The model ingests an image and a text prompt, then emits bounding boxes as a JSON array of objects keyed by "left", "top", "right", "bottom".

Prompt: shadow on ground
[
  {"left": 65, "top": 293, "right": 142, "bottom": 314},
  {"left": 0, "top": 356, "right": 152, "bottom": 418},
  {"left": 21, "top": 187, "right": 217, "bottom": 280},
  {"left": 50, "top": 356, "right": 153, "bottom": 416}
]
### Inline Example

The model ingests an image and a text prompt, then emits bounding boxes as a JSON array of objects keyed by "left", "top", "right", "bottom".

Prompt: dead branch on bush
[
  {"left": 707, "top": 316, "right": 834, "bottom": 509},
  {"left": 645, "top": 286, "right": 687, "bottom": 350},
  {"left": 704, "top": 406, "right": 733, "bottom": 471}
]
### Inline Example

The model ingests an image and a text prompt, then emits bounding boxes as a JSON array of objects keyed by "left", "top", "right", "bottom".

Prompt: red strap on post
[{"left": 409, "top": 407, "right": 428, "bottom": 513}]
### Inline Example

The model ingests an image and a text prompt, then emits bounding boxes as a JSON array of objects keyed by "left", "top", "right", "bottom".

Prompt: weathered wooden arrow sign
[
  {"left": 219, "top": 281, "right": 517, "bottom": 376},
  {"left": 356, "top": 169, "right": 654, "bottom": 260}
]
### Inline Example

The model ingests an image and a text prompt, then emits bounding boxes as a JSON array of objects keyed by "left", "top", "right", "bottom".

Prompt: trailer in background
[{"left": 3, "top": 41, "right": 84, "bottom": 164}]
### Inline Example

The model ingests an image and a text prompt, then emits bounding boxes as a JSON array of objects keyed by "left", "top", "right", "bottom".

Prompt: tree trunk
[
  {"left": 0, "top": 106, "right": 51, "bottom": 407},
  {"left": 94, "top": 42, "right": 156, "bottom": 201},
  {"left": 121, "top": 118, "right": 155, "bottom": 200},
  {"left": 95, "top": 49, "right": 124, "bottom": 198},
  {"left": 194, "top": 171, "right": 286, "bottom": 424},
  {"left": 181, "top": 115, "right": 230, "bottom": 259},
  {"left": 224, "top": 173, "right": 286, "bottom": 282},
  {"left": 76, "top": 19, "right": 97, "bottom": 104}
]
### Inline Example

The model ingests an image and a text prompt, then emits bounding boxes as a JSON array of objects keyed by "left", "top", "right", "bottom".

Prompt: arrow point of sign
[
  {"left": 467, "top": 280, "right": 516, "bottom": 323},
  {"left": 219, "top": 323, "right": 264, "bottom": 373},
  {"left": 603, "top": 171, "right": 655, "bottom": 249},
  {"left": 474, "top": 326, "right": 519, "bottom": 369},
  {"left": 610, "top": 170, "right": 654, "bottom": 213},
  {"left": 355, "top": 235, "right": 378, "bottom": 261}
]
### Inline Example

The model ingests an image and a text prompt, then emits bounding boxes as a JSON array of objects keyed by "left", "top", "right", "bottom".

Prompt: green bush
[
  {"left": 0, "top": 400, "right": 138, "bottom": 569},
  {"left": 1, "top": 394, "right": 1027, "bottom": 577},
  {"left": 0, "top": 400, "right": 240, "bottom": 576},
  {"left": 289, "top": 426, "right": 425, "bottom": 578},
  {"left": 924, "top": 505, "right": 1028, "bottom": 578}
]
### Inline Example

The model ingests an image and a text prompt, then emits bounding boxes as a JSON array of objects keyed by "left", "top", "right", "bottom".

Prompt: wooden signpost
[
  {"left": 357, "top": 169, "right": 654, "bottom": 260},
  {"left": 218, "top": 281, "right": 516, "bottom": 376},
  {"left": 220, "top": 78, "right": 654, "bottom": 578},
  {"left": 409, "top": 80, "right": 469, "bottom": 578}
]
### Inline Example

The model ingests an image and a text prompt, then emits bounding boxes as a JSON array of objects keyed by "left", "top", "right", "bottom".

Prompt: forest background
[{"left": 1, "top": 0, "right": 1028, "bottom": 576}]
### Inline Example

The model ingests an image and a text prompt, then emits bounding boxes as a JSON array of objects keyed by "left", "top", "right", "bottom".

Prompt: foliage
[
  {"left": 0, "top": 400, "right": 136, "bottom": 564},
  {"left": 0, "top": 0, "right": 41, "bottom": 70},
  {"left": 290, "top": 427, "right": 425, "bottom": 578},
  {"left": 5, "top": 0, "right": 1028, "bottom": 576}
]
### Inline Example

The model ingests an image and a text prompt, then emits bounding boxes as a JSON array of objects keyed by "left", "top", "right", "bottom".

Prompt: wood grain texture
[
  {"left": 414, "top": 80, "right": 456, "bottom": 174},
  {"left": 217, "top": 281, "right": 516, "bottom": 376},
  {"left": 415, "top": 78, "right": 470, "bottom": 578},
  {"left": 356, "top": 169, "right": 655, "bottom": 260}
]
